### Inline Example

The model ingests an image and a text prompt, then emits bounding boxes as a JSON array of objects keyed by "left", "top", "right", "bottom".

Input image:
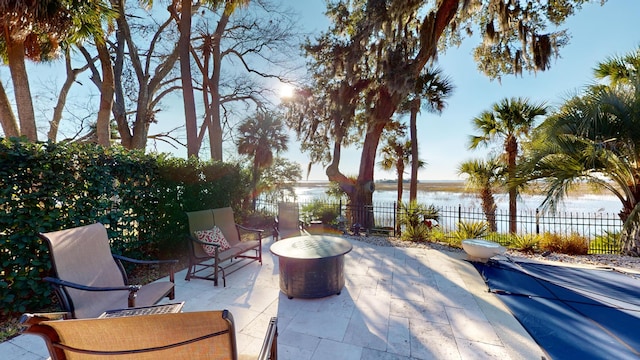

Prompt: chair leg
[
  {"left": 213, "top": 260, "right": 219, "bottom": 286},
  {"left": 185, "top": 264, "right": 192, "bottom": 281}
]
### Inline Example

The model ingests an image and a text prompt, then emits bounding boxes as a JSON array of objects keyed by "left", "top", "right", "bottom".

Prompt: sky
[
  {"left": 279, "top": 0, "right": 640, "bottom": 181},
  {"left": 3, "top": 1, "right": 638, "bottom": 183}
]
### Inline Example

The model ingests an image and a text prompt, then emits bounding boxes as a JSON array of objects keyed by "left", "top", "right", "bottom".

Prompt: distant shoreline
[
  {"left": 296, "top": 180, "right": 469, "bottom": 193},
  {"left": 296, "top": 180, "right": 613, "bottom": 196}
]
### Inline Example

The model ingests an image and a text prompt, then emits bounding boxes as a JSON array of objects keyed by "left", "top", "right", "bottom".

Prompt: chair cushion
[{"left": 195, "top": 226, "right": 231, "bottom": 255}]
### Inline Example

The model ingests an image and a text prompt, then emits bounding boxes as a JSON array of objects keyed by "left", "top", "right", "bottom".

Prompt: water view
[{"left": 293, "top": 181, "right": 622, "bottom": 216}]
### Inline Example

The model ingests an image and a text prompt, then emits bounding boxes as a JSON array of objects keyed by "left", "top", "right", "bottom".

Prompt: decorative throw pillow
[{"left": 194, "top": 226, "right": 231, "bottom": 255}]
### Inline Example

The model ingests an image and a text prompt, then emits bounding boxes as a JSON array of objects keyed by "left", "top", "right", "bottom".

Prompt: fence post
[
  {"left": 458, "top": 204, "right": 462, "bottom": 224},
  {"left": 393, "top": 201, "right": 397, "bottom": 237},
  {"left": 337, "top": 199, "right": 345, "bottom": 234},
  {"left": 536, "top": 208, "right": 540, "bottom": 235}
]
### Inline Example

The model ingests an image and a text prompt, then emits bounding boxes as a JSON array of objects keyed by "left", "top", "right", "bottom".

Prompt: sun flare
[{"left": 279, "top": 83, "right": 294, "bottom": 99}]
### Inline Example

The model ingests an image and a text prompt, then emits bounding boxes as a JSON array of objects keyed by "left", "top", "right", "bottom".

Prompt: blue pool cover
[{"left": 473, "top": 259, "right": 640, "bottom": 360}]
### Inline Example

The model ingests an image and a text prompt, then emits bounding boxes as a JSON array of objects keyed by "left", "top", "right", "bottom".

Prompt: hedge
[{"left": 0, "top": 138, "right": 249, "bottom": 315}]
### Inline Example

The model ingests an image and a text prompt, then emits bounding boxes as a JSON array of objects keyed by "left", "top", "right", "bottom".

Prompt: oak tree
[{"left": 282, "top": 0, "right": 603, "bottom": 221}]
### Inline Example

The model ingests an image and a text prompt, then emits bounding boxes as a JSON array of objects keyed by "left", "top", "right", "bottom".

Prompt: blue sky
[
  {"left": 283, "top": 0, "right": 640, "bottom": 181},
  {"left": 3, "top": 1, "right": 637, "bottom": 183}
]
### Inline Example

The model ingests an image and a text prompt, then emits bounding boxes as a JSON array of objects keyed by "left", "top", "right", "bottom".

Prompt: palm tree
[
  {"left": 0, "top": 1, "right": 112, "bottom": 142},
  {"left": 379, "top": 124, "right": 426, "bottom": 234},
  {"left": 397, "top": 67, "right": 454, "bottom": 202},
  {"left": 237, "top": 110, "right": 289, "bottom": 209},
  {"left": 378, "top": 131, "right": 412, "bottom": 206},
  {"left": 469, "top": 97, "right": 547, "bottom": 233},
  {"left": 458, "top": 158, "right": 503, "bottom": 232},
  {"left": 519, "top": 52, "right": 640, "bottom": 254},
  {"left": 593, "top": 46, "right": 640, "bottom": 87}
]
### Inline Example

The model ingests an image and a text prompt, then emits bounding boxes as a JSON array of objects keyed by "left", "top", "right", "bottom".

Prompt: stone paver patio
[{"left": 1, "top": 235, "right": 545, "bottom": 359}]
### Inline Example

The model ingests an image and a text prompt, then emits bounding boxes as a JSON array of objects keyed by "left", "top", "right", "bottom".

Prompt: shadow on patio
[{"left": 3, "top": 236, "right": 544, "bottom": 360}]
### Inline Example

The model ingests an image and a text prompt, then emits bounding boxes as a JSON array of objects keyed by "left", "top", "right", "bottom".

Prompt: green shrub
[
  {"left": 0, "top": 138, "right": 249, "bottom": 316},
  {"left": 398, "top": 201, "right": 439, "bottom": 228},
  {"left": 427, "top": 227, "right": 448, "bottom": 243},
  {"left": 452, "top": 221, "right": 490, "bottom": 241},
  {"left": 400, "top": 223, "right": 430, "bottom": 242},
  {"left": 488, "top": 232, "right": 512, "bottom": 247},
  {"left": 510, "top": 234, "right": 539, "bottom": 254},
  {"left": 441, "top": 234, "right": 463, "bottom": 248},
  {"left": 301, "top": 199, "right": 340, "bottom": 225},
  {"left": 589, "top": 231, "right": 622, "bottom": 254}
]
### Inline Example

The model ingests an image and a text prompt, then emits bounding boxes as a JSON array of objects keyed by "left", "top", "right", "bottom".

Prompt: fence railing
[{"left": 255, "top": 199, "right": 623, "bottom": 254}]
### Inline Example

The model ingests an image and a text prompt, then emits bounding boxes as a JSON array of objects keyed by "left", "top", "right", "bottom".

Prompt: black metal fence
[
  {"left": 256, "top": 199, "right": 623, "bottom": 254},
  {"left": 440, "top": 205, "right": 622, "bottom": 253}
]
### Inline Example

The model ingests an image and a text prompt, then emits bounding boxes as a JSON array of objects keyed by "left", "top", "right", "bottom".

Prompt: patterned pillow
[{"left": 194, "top": 226, "right": 231, "bottom": 255}]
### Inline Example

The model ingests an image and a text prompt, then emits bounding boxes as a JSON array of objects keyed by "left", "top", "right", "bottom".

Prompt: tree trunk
[
  {"left": 49, "top": 48, "right": 79, "bottom": 142},
  {"left": 396, "top": 161, "right": 404, "bottom": 234},
  {"left": 111, "top": 0, "right": 133, "bottom": 148},
  {"left": 352, "top": 119, "right": 388, "bottom": 228},
  {"left": 618, "top": 202, "right": 640, "bottom": 256},
  {"left": 0, "top": 81, "right": 19, "bottom": 137},
  {"left": 130, "top": 88, "right": 152, "bottom": 149},
  {"left": 620, "top": 221, "right": 640, "bottom": 256},
  {"left": 200, "top": 34, "right": 224, "bottom": 161},
  {"left": 480, "top": 186, "right": 497, "bottom": 232},
  {"left": 409, "top": 99, "right": 419, "bottom": 202},
  {"left": 396, "top": 162, "right": 404, "bottom": 205},
  {"left": 208, "top": 86, "right": 223, "bottom": 160},
  {"left": 96, "top": 39, "right": 114, "bottom": 147},
  {"left": 7, "top": 38, "right": 37, "bottom": 141},
  {"left": 207, "top": 10, "right": 231, "bottom": 161},
  {"left": 176, "top": 0, "right": 199, "bottom": 157},
  {"left": 507, "top": 136, "right": 518, "bottom": 233},
  {"left": 251, "top": 162, "right": 260, "bottom": 211}
]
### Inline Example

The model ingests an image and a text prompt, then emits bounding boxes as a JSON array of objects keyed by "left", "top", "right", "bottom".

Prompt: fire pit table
[{"left": 270, "top": 235, "right": 352, "bottom": 299}]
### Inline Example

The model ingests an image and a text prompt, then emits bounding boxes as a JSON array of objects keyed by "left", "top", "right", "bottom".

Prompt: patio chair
[
  {"left": 20, "top": 310, "right": 278, "bottom": 360},
  {"left": 273, "top": 202, "right": 303, "bottom": 241},
  {"left": 186, "top": 207, "right": 263, "bottom": 286},
  {"left": 38, "top": 223, "right": 178, "bottom": 319}
]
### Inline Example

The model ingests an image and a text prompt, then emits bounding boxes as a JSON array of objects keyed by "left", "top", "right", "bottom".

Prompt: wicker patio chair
[
  {"left": 185, "top": 207, "right": 263, "bottom": 286},
  {"left": 38, "top": 223, "right": 178, "bottom": 319},
  {"left": 273, "top": 202, "right": 303, "bottom": 241},
  {"left": 20, "top": 310, "right": 278, "bottom": 360}
]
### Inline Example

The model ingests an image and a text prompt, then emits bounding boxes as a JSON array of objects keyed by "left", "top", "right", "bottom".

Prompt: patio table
[
  {"left": 99, "top": 302, "right": 184, "bottom": 318},
  {"left": 270, "top": 234, "right": 352, "bottom": 299}
]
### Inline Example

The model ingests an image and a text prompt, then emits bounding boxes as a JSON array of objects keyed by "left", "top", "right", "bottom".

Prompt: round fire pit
[{"left": 270, "top": 235, "right": 352, "bottom": 299}]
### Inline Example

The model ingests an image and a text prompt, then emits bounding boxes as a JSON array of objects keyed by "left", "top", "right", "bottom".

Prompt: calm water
[{"left": 293, "top": 184, "right": 622, "bottom": 215}]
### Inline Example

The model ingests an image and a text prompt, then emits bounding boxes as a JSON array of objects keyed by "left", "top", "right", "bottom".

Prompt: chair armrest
[
  {"left": 236, "top": 224, "right": 264, "bottom": 234},
  {"left": 112, "top": 254, "right": 179, "bottom": 266},
  {"left": 44, "top": 277, "right": 141, "bottom": 293},
  {"left": 257, "top": 317, "right": 278, "bottom": 360},
  {"left": 19, "top": 312, "right": 69, "bottom": 328},
  {"left": 112, "top": 254, "right": 178, "bottom": 283},
  {"left": 44, "top": 277, "right": 142, "bottom": 307},
  {"left": 236, "top": 224, "right": 264, "bottom": 245}
]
